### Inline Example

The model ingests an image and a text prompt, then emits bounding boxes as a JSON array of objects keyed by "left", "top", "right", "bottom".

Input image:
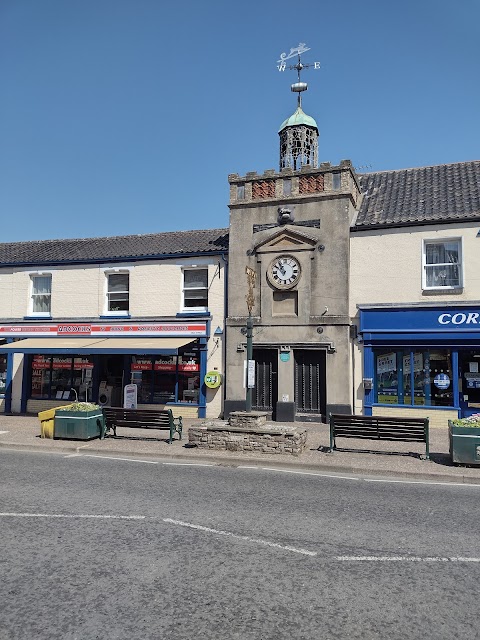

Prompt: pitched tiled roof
[
  {"left": 0, "top": 228, "right": 229, "bottom": 266},
  {"left": 355, "top": 160, "right": 480, "bottom": 229}
]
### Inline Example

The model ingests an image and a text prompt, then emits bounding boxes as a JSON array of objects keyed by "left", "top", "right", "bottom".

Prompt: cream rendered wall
[
  {"left": 349, "top": 222, "right": 480, "bottom": 314},
  {"left": 349, "top": 222, "right": 480, "bottom": 417},
  {"left": 0, "top": 268, "right": 14, "bottom": 318},
  {"left": 0, "top": 260, "right": 225, "bottom": 320}
]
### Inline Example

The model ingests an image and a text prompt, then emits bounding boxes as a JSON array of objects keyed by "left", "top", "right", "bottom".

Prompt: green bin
[
  {"left": 54, "top": 409, "right": 105, "bottom": 440},
  {"left": 449, "top": 420, "right": 480, "bottom": 466}
]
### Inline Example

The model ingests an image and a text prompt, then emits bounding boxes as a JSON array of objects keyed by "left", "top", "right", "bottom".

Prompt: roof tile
[
  {"left": 355, "top": 160, "right": 480, "bottom": 228},
  {"left": 0, "top": 228, "right": 229, "bottom": 266}
]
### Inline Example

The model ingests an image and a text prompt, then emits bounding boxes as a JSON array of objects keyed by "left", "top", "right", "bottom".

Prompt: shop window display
[
  {"left": 459, "top": 350, "right": 480, "bottom": 411},
  {"left": 375, "top": 348, "right": 454, "bottom": 407},
  {"left": 130, "top": 350, "right": 200, "bottom": 404},
  {"left": 375, "top": 351, "right": 399, "bottom": 404},
  {"left": 30, "top": 355, "right": 94, "bottom": 400}
]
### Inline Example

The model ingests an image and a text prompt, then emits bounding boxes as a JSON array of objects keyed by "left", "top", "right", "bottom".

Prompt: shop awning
[{"left": 0, "top": 337, "right": 196, "bottom": 355}]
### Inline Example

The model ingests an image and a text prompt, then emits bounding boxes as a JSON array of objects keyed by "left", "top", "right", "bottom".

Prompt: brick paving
[{"left": 1, "top": 414, "right": 480, "bottom": 483}]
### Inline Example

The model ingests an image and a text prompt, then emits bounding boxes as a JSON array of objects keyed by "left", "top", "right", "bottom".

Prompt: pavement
[{"left": 1, "top": 413, "right": 480, "bottom": 484}]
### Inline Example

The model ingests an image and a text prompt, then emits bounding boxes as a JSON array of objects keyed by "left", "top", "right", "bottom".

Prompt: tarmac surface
[{"left": 1, "top": 413, "right": 480, "bottom": 483}]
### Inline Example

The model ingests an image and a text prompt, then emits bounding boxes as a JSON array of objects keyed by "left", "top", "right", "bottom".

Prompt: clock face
[{"left": 267, "top": 255, "right": 301, "bottom": 289}]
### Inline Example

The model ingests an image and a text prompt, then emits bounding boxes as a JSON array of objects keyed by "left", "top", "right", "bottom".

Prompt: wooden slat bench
[
  {"left": 103, "top": 408, "right": 183, "bottom": 444},
  {"left": 329, "top": 413, "right": 430, "bottom": 460}
]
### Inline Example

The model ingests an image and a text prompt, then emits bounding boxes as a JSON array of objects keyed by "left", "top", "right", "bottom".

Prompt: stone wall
[{"left": 189, "top": 421, "right": 307, "bottom": 456}]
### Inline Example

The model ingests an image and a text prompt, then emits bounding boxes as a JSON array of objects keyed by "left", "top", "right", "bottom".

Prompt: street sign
[
  {"left": 247, "top": 360, "right": 255, "bottom": 389},
  {"left": 123, "top": 384, "right": 138, "bottom": 409}
]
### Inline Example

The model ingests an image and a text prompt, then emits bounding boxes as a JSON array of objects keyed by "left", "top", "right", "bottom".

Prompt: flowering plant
[
  {"left": 56, "top": 402, "right": 100, "bottom": 412},
  {"left": 452, "top": 414, "right": 480, "bottom": 428}
]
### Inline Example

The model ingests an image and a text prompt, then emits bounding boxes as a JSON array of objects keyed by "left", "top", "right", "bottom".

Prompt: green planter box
[
  {"left": 448, "top": 420, "right": 480, "bottom": 466},
  {"left": 54, "top": 409, "right": 105, "bottom": 441}
]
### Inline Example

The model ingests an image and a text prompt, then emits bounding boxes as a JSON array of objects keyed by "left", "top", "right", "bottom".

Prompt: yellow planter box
[{"left": 38, "top": 405, "right": 74, "bottom": 439}]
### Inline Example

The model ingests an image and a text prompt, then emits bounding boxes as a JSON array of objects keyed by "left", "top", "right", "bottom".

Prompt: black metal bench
[
  {"left": 103, "top": 408, "right": 183, "bottom": 444},
  {"left": 329, "top": 413, "right": 430, "bottom": 460}
]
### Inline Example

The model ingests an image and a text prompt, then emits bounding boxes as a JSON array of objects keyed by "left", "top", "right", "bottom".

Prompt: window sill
[
  {"left": 176, "top": 311, "right": 210, "bottom": 317},
  {"left": 23, "top": 315, "right": 52, "bottom": 320},
  {"left": 371, "top": 402, "right": 457, "bottom": 410},
  {"left": 422, "top": 288, "right": 464, "bottom": 296},
  {"left": 100, "top": 313, "right": 131, "bottom": 318}
]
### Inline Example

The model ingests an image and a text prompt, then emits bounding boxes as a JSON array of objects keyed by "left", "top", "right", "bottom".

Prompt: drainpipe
[{"left": 219, "top": 252, "right": 228, "bottom": 416}]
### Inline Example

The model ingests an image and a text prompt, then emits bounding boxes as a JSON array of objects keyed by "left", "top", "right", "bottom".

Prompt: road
[{"left": 1, "top": 449, "right": 479, "bottom": 640}]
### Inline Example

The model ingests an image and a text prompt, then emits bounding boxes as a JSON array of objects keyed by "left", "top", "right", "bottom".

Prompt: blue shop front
[{"left": 360, "top": 305, "right": 480, "bottom": 420}]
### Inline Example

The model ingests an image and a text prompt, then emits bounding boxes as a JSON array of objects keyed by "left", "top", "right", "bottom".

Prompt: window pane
[
  {"left": 184, "top": 270, "right": 208, "bottom": 289},
  {"left": 136, "top": 370, "right": 153, "bottom": 403},
  {"left": 459, "top": 350, "right": 480, "bottom": 409},
  {"left": 425, "top": 242, "right": 459, "bottom": 265},
  {"left": 427, "top": 350, "right": 454, "bottom": 406},
  {"left": 426, "top": 264, "right": 460, "bottom": 287},
  {"left": 31, "top": 355, "right": 51, "bottom": 398},
  {"left": 152, "top": 373, "right": 176, "bottom": 404},
  {"left": 108, "top": 296, "right": 129, "bottom": 311},
  {"left": 73, "top": 357, "right": 94, "bottom": 402},
  {"left": 32, "top": 275, "right": 52, "bottom": 313},
  {"left": 178, "top": 351, "right": 200, "bottom": 403},
  {"left": 32, "top": 295, "right": 51, "bottom": 313},
  {"left": 33, "top": 276, "right": 51, "bottom": 294},
  {"left": 375, "top": 351, "right": 401, "bottom": 404},
  {"left": 184, "top": 294, "right": 208, "bottom": 308},
  {"left": 108, "top": 274, "right": 129, "bottom": 292},
  {"left": 152, "top": 356, "right": 176, "bottom": 403},
  {"left": 403, "top": 351, "right": 426, "bottom": 405},
  {"left": 51, "top": 357, "right": 73, "bottom": 400}
]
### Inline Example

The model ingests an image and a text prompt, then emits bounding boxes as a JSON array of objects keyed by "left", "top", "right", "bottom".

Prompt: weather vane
[{"left": 276, "top": 43, "right": 320, "bottom": 107}]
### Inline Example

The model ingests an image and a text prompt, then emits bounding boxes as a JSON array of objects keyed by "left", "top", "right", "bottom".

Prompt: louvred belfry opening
[{"left": 279, "top": 107, "right": 319, "bottom": 171}]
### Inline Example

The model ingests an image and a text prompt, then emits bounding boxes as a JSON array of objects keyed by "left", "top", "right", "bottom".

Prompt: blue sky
[{"left": 1, "top": 0, "right": 479, "bottom": 242}]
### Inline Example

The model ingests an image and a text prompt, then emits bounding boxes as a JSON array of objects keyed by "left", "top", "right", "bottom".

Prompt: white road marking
[
  {"left": 161, "top": 462, "right": 214, "bottom": 467},
  {"left": 82, "top": 454, "right": 158, "bottom": 464},
  {"left": 259, "top": 467, "right": 360, "bottom": 481},
  {"left": 0, "top": 512, "right": 145, "bottom": 520},
  {"left": 336, "top": 555, "right": 480, "bottom": 563},
  {"left": 163, "top": 517, "right": 317, "bottom": 557},
  {"left": 364, "top": 478, "right": 480, "bottom": 487},
  {"left": 239, "top": 465, "right": 480, "bottom": 488},
  {"left": 57, "top": 452, "right": 480, "bottom": 489},
  {"left": 0, "top": 431, "right": 10, "bottom": 435}
]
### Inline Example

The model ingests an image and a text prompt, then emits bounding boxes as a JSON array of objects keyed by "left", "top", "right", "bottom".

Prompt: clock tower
[{"left": 224, "top": 47, "right": 361, "bottom": 422}]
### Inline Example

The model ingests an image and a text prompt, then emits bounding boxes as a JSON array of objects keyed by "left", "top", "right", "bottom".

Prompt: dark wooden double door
[{"left": 252, "top": 348, "right": 326, "bottom": 418}]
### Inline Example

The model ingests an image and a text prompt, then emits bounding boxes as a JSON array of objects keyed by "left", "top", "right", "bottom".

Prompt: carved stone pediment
[{"left": 252, "top": 226, "right": 318, "bottom": 255}]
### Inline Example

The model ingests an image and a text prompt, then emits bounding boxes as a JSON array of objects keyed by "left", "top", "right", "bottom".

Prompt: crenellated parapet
[{"left": 228, "top": 160, "right": 361, "bottom": 208}]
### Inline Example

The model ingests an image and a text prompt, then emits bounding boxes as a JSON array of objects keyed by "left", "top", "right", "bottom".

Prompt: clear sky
[{"left": 1, "top": 0, "right": 479, "bottom": 242}]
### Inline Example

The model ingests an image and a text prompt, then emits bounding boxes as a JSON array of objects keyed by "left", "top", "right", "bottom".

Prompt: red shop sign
[
  {"left": 52, "top": 361, "right": 72, "bottom": 369},
  {"left": 131, "top": 362, "right": 152, "bottom": 371},
  {"left": 179, "top": 364, "right": 199, "bottom": 372},
  {"left": 154, "top": 363, "right": 176, "bottom": 371}
]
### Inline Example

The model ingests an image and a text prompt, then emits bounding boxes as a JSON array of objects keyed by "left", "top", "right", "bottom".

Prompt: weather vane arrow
[{"left": 276, "top": 42, "right": 320, "bottom": 72}]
